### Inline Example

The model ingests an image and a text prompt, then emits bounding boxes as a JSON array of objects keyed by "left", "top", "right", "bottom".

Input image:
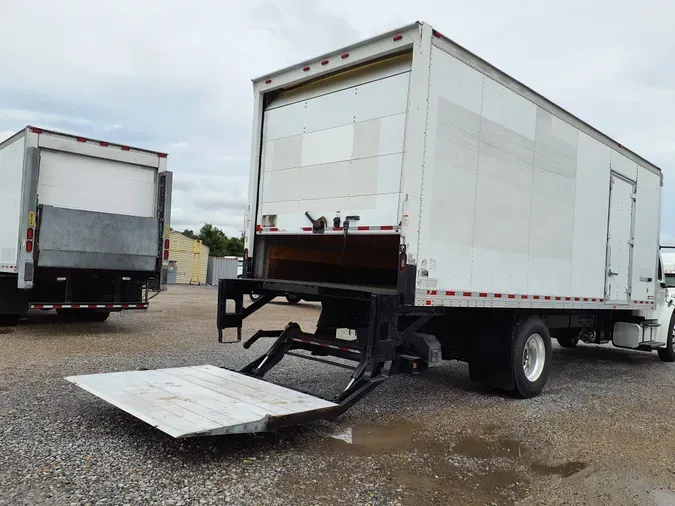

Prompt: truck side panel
[
  {"left": 0, "top": 133, "right": 25, "bottom": 273},
  {"left": 630, "top": 167, "right": 661, "bottom": 303},
  {"left": 416, "top": 40, "right": 659, "bottom": 307},
  {"left": 570, "top": 132, "right": 611, "bottom": 297}
]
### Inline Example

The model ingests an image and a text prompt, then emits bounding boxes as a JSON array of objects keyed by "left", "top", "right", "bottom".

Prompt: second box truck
[{"left": 0, "top": 126, "right": 172, "bottom": 322}]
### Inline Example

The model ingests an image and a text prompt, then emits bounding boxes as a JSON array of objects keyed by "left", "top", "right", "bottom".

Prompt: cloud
[{"left": 0, "top": 0, "right": 673, "bottom": 240}]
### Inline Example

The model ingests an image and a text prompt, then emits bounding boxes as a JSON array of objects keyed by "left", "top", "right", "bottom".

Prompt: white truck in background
[
  {"left": 0, "top": 126, "right": 172, "bottom": 323},
  {"left": 66, "top": 21, "right": 674, "bottom": 438}
]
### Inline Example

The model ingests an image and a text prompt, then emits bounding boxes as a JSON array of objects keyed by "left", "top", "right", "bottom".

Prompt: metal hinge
[
  {"left": 628, "top": 238, "right": 635, "bottom": 246},
  {"left": 630, "top": 193, "right": 637, "bottom": 200}
]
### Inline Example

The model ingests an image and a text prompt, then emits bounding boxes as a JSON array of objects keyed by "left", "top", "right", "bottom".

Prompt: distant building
[{"left": 168, "top": 231, "right": 209, "bottom": 285}]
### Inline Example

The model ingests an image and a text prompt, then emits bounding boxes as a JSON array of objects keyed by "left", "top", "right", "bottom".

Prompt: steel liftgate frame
[{"left": 217, "top": 278, "right": 438, "bottom": 427}]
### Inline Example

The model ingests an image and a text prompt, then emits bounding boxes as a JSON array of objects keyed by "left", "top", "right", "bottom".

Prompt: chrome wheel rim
[{"left": 522, "top": 333, "right": 546, "bottom": 382}]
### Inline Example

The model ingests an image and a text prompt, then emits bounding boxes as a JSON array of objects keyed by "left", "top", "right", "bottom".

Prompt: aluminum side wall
[{"left": 415, "top": 39, "right": 661, "bottom": 307}]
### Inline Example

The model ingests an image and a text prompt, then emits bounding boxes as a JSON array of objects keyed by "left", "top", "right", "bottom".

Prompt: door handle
[{"left": 608, "top": 269, "right": 619, "bottom": 276}]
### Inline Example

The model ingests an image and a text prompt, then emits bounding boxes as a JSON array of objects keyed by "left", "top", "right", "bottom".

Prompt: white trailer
[
  {"left": 0, "top": 126, "right": 172, "bottom": 321},
  {"left": 66, "top": 22, "right": 675, "bottom": 438}
]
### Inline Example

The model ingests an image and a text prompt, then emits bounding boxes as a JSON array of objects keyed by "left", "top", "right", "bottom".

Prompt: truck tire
[
  {"left": 90, "top": 311, "right": 111, "bottom": 322},
  {"left": 555, "top": 329, "right": 579, "bottom": 348},
  {"left": 511, "top": 316, "right": 552, "bottom": 398},
  {"left": 285, "top": 294, "right": 301, "bottom": 304},
  {"left": 658, "top": 313, "right": 675, "bottom": 362}
]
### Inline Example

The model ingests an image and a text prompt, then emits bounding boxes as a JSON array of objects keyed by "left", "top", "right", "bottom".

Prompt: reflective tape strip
[
  {"left": 291, "top": 337, "right": 363, "bottom": 355},
  {"left": 31, "top": 303, "right": 149, "bottom": 310}
]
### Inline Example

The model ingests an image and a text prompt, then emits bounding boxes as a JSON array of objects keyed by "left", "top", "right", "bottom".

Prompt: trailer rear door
[{"left": 258, "top": 53, "right": 411, "bottom": 232}]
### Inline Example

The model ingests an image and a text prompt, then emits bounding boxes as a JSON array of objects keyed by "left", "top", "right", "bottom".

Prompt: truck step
[
  {"left": 637, "top": 340, "right": 666, "bottom": 350},
  {"left": 641, "top": 320, "right": 661, "bottom": 328}
]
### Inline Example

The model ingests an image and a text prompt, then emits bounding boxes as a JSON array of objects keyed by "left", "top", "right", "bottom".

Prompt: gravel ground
[{"left": 2, "top": 284, "right": 675, "bottom": 505}]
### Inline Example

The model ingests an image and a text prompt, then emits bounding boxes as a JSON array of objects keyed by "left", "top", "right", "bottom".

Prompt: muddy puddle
[{"left": 292, "top": 421, "right": 590, "bottom": 505}]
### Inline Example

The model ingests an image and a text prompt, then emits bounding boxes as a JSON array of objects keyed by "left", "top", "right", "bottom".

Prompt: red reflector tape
[
  {"left": 158, "top": 153, "right": 167, "bottom": 158},
  {"left": 99, "top": 141, "right": 109, "bottom": 147},
  {"left": 393, "top": 35, "right": 403, "bottom": 41},
  {"left": 121, "top": 146, "right": 130, "bottom": 151},
  {"left": 494, "top": 293, "right": 502, "bottom": 298},
  {"left": 508, "top": 294, "right": 516, "bottom": 299},
  {"left": 76, "top": 137, "right": 86, "bottom": 143},
  {"left": 380, "top": 225, "right": 395, "bottom": 230},
  {"left": 432, "top": 30, "right": 442, "bottom": 38},
  {"left": 446, "top": 291, "right": 455, "bottom": 296},
  {"left": 30, "top": 127, "right": 43, "bottom": 134},
  {"left": 425, "top": 300, "right": 432, "bottom": 306},
  {"left": 357, "top": 226, "right": 369, "bottom": 231},
  {"left": 521, "top": 295, "right": 528, "bottom": 300},
  {"left": 479, "top": 293, "right": 488, "bottom": 298},
  {"left": 462, "top": 292, "right": 472, "bottom": 297},
  {"left": 428, "top": 290, "right": 437, "bottom": 295},
  {"left": 270, "top": 227, "right": 279, "bottom": 232},
  {"left": 302, "top": 227, "right": 312, "bottom": 232}
]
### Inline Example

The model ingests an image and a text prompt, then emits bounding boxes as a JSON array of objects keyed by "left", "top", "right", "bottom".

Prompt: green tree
[
  {"left": 198, "top": 223, "right": 229, "bottom": 257},
  {"left": 182, "top": 229, "right": 197, "bottom": 239}
]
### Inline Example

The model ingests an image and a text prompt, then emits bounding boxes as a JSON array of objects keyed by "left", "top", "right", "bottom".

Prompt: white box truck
[
  {"left": 66, "top": 22, "right": 675, "bottom": 438},
  {"left": 0, "top": 126, "right": 172, "bottom": 322}
]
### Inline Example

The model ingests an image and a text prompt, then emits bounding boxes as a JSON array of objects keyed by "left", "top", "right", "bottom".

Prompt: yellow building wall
[{"left": 168, "top": 231, "right": 210, "bottom": 285}]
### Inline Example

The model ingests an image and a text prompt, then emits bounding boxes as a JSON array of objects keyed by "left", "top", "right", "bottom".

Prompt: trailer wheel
[
  {"left": 658, "top": 313, "right": 675, "bottom": 362},
  {"left": 555, "top": 329, "right": 579, "bottom": 348},
  {"left": 90, "top": 311, "right": 111, "bottom": 322},
  {"left": 285, "top": 294, "right": 301, "bottom": 304},
  {"left": 511, "top": 316, "right": 552, "bottom": 398}
]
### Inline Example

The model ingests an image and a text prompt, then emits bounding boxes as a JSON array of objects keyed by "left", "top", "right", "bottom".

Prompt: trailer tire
[
  {"left": 658, "top": 313, "right": 675, "bottom": 362},
  {"left": 285, "top": 294, "right": 301, "bottom": 304},
  {"left": 511, "top": 316, "right": 552, "bottom": 399},
  {"left": 91, "top": 311, "right": 111, "bottom": 322},
  {"left": 555, "top": 330, "right": 579, "bottom": 348}
]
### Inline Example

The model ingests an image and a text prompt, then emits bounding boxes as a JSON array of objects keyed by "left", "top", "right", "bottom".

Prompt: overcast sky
[{"left": 1, "top": 0, "right": 673, "bottom": 242}]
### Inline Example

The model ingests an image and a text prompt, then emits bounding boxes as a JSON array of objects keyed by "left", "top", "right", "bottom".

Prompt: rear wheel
[
  {"left": 90, "top": 311, "right": 111, "bottom": 322},
  {"left": 555, "top": 329, "right": 579, "bottom": 348},
  {"left": 511, "top": 317, "right": 552, "bottom": 398},
  {"left": 285, "top": 294, "right": 301, "bottom": 304},
  {"left": 658, "top": 313, "right": 675, "bottom": 362}
]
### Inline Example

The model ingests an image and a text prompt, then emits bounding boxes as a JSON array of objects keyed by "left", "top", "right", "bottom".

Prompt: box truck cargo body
[
  {"left": 65, "top": 22, "right": 675, "bottom": 438},
  {"left": 0, "top": 126, "right": 172, "bottom": 320}
]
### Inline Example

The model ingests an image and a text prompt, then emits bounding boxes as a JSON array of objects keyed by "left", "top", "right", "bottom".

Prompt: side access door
[{"left": 605, "top": 173, "right": 635, "bottom": 303}]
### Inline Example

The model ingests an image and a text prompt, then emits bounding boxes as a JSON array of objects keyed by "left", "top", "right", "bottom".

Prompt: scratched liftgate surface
[{"left": 65, "top": 365, "right": 337, "bottom": 438}]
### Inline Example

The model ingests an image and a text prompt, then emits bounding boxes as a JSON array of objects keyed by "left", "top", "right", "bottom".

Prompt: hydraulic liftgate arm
[{"left": 216, "top": 278, "right": 436, "bottom": 420}]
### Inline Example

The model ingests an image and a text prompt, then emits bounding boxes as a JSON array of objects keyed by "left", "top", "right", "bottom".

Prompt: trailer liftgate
[{"left": 65, "top": 279, "right": 437, "bottom": 437}]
